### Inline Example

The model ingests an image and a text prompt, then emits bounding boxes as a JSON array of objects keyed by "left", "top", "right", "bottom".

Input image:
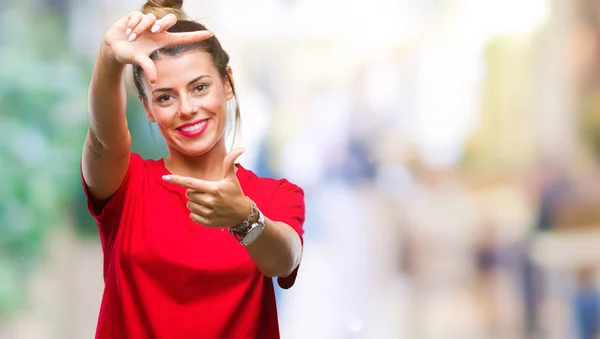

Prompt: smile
[
  {"left": 179, "top": 120, "right": 207, "bottom": 132},
  {"left": 177, "top": 119, "right": 209, "bottom": 138}
]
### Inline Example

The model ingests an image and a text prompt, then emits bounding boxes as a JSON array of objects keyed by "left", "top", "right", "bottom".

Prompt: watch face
[{"left": 242, "top": 224, "right": 264, "bottom": 245}]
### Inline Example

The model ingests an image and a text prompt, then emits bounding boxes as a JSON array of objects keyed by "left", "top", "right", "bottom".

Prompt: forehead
[{"left": 153, "top": 51, "right": 216, "bottom": 85}]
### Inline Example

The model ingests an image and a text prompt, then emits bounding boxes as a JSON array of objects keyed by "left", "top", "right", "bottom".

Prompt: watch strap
[
  {"left": 229, "top": 199, "right": 264, "bottom": 246},
  {"left": 230, "top": 199, "right": 258, "bottom": 233},
  {"left": 230, "top": 198, "right": 256, "bottom": 234}
]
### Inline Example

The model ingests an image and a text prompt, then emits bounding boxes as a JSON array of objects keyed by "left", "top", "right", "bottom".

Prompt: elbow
[
  {"left": 262, "top": 256, "right": 299, "bottom": 278},
  {"left": 278, "top": 262, "right": 298, "bottom": 278},
  {"left": 262, "top": 271, "right": 280, "bottom": 278},
  {"left": 262, "top": 269, "right": 293, "bottom": 279}
]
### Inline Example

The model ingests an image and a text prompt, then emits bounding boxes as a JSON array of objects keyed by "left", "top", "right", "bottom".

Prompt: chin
[
  {"left": 174, "top": 137, "right": 221, "bottom": 157},
  {"left": 177, "top": 149, "right": 208, "bottom": 157},
  {"left": 178, "top": 144, "right": 212, "bottom": 157}
]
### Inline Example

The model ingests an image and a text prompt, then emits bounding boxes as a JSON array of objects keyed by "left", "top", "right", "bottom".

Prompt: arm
[
  {"left": 245, "top": 218, "right": 302, "bottom": 278},
  {"left": 81, "top": 43, "right": 131, "bottom": 207},
  {"left": 161, "top": 151, "right": 306, "bottom": 279}
]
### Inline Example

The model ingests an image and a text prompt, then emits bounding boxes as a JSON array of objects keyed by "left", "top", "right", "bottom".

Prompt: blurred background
[{"left": 3, "top": 0, "right": 600, "bottom": 338}]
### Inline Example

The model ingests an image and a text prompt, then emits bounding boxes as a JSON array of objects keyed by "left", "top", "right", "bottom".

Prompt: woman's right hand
[{"left": 102, "top": 11, "right": 213, "bottom": 85}]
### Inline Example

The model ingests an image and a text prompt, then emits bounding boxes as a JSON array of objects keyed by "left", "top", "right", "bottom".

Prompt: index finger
[
  {"left": 160, "top": 30, "right": 214, "bottom": 48},
  {"left": 162, "top": 174, "right": 213, "bottom": 192}
]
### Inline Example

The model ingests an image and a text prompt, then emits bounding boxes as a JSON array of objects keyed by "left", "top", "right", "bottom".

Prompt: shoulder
[
  {"left": 131, "top": 153, "right": 162, "bottom": 167},
  {"left": 128, "top": 153, "right": 167, "bottom": 174},
  {"left": 118, "top": 154, "right": 171, "bottom": 193}
]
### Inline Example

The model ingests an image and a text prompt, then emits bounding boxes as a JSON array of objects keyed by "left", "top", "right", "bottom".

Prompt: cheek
[
  {"left": 153, "top": 107, "right": 178, "bottom": 128},
  {"left": 203, "top": 93, "right": 227, "bottom": 118}
]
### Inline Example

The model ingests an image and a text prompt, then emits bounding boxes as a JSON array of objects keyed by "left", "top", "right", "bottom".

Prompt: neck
[{"left": 164, "top": 139, "right": 228, "bottom": 181}]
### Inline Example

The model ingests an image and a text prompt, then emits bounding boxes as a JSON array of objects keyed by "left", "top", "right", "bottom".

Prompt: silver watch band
[
  {"left": 230, "top": 199, "right": 256, "bottom": 234},
  {"left": 230, "top": 200, "right": 264, "bottom": 246}
]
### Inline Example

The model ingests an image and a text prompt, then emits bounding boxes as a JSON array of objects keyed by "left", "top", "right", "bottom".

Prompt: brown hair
[{"left": 134, "top": 0, "right": 241, "bottom": 146}]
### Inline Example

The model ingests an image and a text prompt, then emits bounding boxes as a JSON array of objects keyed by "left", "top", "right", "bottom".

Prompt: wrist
[
  {"left": 99, "top": 42, "right": 125, "bottom": 70},
  {"left": 229, "top": 200, "right": 265, "bottom": 247},
  {"left": 231, "top": 197, "right": 252, "bottom": 232}
]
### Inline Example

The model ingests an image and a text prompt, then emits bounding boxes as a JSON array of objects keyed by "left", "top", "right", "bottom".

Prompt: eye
[
  {"left": 156, "top": 94, "right": 173, "bottom": 104},
  {"left": 193, "top": 84, "right": 208, "bottom": 93}
]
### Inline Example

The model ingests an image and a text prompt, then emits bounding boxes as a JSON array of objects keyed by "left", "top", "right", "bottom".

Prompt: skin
[
  {"left": 142, "top": 50, "right": 233, "bottom": 181},
  {"left": 83, "top": 11, "right": 301, "bottom": 277}
]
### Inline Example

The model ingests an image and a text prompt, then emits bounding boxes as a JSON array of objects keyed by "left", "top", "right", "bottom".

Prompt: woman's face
[{"left": 142, "top": 50, "right": 233, "bottom": 156}]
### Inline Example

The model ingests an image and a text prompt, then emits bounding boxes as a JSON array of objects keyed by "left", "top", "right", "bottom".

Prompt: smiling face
[{"left": 141, "top": 50, "right": 234, "bottom": 157}]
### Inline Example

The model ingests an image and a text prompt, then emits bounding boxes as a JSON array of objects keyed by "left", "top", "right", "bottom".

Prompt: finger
[
  {"left": 125, "top": 11, "right": 144, "bottom": 36},
  {"left": 187, "top": 201, "right": 213, "bottom": 217},
  {"left": 190, "top": 213, "right": 210, "bottom": 227},
  {"left": 185, "top": 189, "right": 214, "bottom": 204},
  {"left": 162, "top": 174, "right": 214, "bottom": 192},
  {"left": 129, "top": 13, "right": 157, "bottom": 42},
  {"left": 161, "top": 30, "right": 214, "bottom": 48},
  {"left": 150, "top": 13, "right": 178, "bottom": 34},
  {"left": 222, "top": 148, "right": 245, "bottom": 179},
  {"left": 132, "top": 54, "right": 157, "bottom": 86}
]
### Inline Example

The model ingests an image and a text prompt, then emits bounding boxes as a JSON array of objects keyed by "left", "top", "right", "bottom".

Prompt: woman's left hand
[{"left": 162, "top": 148, "right": 250, "bottom": 228}]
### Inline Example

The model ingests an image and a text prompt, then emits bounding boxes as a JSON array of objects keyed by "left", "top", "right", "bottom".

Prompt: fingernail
[
  {"left": 125, "top": 28, "right": 132, "bottom": 36},
  {"left": 128, "top": 33, "right": 137, "bottom": 42},
  {"left": 151, "top": 24, "right": 160, "bottom": 33},
  {"left": 162, "top": 175, "right": 171, "bottom": 181}
]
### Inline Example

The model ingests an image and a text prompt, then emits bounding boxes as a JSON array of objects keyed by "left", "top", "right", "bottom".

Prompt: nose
[{"left": 179, "top": 94, "right": 198, "bottom": 117}]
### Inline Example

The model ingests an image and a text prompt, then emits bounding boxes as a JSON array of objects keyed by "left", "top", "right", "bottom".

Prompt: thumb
[
  {"left": 133, "top": 54, "right": 158, "bottom": 86},
  {"left": 223, "top": 147, "right": 245, "bottom": 179}
]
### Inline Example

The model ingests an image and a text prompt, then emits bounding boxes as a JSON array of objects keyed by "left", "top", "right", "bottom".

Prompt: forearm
[
  {"left": 87, "top": 43, "right": 130, "bottom": 148},
  {"left": 245, "top": 217, "right": 302, "bottom": 278},
  {"left": 82, "top": 43, "right": 132, "bottom": 201}
]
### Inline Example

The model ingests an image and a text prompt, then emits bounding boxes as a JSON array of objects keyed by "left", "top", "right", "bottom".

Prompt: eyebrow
[{"left": 152, "top": 75, "right": 211, "bottom": 94}]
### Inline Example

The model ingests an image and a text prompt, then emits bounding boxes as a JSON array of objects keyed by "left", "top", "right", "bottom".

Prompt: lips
[
  {"left": 177, "top": 119, "right": 208, "bottom": 131},
  {"left": 176, "top": 119, "right": 210, "bottom": 138}
]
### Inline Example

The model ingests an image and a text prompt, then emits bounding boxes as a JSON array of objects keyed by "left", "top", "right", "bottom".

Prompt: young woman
[{"left": 81, "top": 1, "right": 305, "bottom": 338}]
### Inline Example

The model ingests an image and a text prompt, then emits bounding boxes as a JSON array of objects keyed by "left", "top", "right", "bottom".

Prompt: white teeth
[{"left": 180, "top": 120, "right": 207, "bottom": 132}]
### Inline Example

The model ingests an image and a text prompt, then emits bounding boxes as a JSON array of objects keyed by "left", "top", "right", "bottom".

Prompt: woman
[{"left": 81, "top": 0, "right": 305, "bottom": 338}]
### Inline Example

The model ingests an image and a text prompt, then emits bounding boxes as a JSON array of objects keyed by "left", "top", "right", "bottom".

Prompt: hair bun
[{"left": 142, "top": 0, "right": 186, "bottom": 20}]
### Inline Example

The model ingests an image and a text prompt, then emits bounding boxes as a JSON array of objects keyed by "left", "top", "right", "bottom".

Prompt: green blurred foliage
[{"left": 0, "top": 4, "right": 89, "bottom": 317}]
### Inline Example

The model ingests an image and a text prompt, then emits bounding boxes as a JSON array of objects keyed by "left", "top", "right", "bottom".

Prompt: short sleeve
[
  {"left": 266, "top": 179, "right": 305, "bottom": 289},
  {"left": 81, "top": 153, "right": 143, "bottom": 255}
]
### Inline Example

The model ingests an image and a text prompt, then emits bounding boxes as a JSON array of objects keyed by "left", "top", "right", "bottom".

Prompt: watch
[{"left": 230, "top": 199, "right": 265, "bottom": 246}]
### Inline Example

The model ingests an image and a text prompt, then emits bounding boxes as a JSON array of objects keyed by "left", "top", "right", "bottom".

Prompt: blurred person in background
[
  {"left": 80, "top": 0, "right": 305, "bottom": 338},
  {"left": 572, "top": 267, "right": 600, "bottom": 339},
  {"left": 523, "top": 159, "right": 571, "bottom": 338},
  {"left": 473, "top": 221, "right": 502, "bottom": 337}
]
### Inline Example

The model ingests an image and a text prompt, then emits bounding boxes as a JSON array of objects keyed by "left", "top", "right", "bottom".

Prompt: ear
[
  {"left": 224, "top": 66, "right": 235, "bottom": 101},
  {"left": 140, "top": 96, "right": 156, "bottom": 123}
]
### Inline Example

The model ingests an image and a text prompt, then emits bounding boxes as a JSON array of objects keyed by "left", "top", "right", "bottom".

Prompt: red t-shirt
[{"left": 82, "top": 153, "right": 305, "bottom": 339}]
